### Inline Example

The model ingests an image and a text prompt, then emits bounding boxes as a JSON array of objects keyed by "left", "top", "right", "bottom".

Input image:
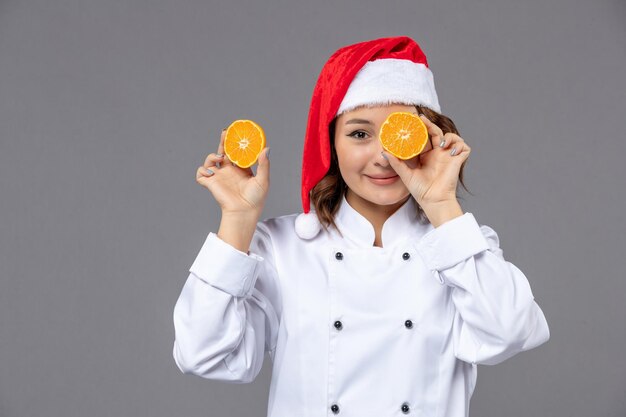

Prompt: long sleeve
[
  {"left": 172, "top": 222, "right": 281, "bottom": 383},
  {"left": 415, "top": 213, "right": 550, "bottom": 366}
]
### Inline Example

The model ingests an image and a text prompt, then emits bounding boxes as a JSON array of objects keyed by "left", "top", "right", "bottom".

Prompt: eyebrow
[{"left": 344, "top": 118, "right": 373, "bottom": 125}]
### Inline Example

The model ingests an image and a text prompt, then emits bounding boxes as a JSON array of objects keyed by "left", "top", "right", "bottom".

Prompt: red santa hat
[{"left": 294, "top": 36, "right": 441, "bottom": 239}]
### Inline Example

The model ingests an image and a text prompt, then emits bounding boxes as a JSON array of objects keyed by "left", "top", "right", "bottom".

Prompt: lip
[{"left": 366, "top": 174, "right": 400, "bottom": 185}]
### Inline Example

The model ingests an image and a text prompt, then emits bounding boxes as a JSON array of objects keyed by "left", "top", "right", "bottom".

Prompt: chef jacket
[{"left": 172, "top": 194, "right": 550, "bottom": 417}]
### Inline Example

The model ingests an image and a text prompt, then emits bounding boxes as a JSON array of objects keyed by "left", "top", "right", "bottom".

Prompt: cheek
[
  {"left": 337, "top": 148, "right": 368, "bottom": 176},
  {"left": 335, "top": 141, "right": 354, "bottom": 168}
]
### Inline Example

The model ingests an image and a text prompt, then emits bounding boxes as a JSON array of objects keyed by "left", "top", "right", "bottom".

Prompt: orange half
[
  {"left": 224, "top": 119, "right": 266, "bottom": 168},
  {"left": 379, "top": 112, "right": 429, "bottom": 160}
]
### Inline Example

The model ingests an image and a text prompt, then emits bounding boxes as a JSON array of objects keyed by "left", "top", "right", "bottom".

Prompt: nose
[{"left": 374, "top": 139, "right": 391, "bottom": 167}]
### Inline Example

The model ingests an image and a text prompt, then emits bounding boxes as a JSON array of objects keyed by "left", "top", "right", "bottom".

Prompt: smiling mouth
[{"left": 366, "top": 175, "right": 398, "bottom": 179}]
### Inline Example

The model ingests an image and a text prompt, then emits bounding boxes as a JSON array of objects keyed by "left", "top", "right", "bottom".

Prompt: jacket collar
[{"left": 333, "top": 194, "right": 431, "bottom": 248}]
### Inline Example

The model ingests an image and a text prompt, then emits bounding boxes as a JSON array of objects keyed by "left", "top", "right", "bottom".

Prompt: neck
[{"left": 345, "top": 190, "right": 410, "bottom": 247}]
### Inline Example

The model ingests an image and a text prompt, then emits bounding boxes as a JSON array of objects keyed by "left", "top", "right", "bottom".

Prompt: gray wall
[{"left": 1, "top": 0, "right": 625, "bottom": 416}]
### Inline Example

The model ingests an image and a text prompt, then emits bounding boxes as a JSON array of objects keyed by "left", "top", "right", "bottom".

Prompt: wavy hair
[{"left": 309, "top": 104, "right": 472, "bottom": 234}]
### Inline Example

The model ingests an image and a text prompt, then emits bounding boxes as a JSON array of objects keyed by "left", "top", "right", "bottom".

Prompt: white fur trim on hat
[
  {"left": 295, "top": 212, "right": 322, "bottom": 240},
  {"left": 337, "top": 58, "right": 441, "bottom": 116}
]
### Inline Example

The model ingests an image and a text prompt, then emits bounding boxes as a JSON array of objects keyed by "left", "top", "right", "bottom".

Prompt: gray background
[{"left": 1, "top": 0, "right": 624, "bottom": 416}]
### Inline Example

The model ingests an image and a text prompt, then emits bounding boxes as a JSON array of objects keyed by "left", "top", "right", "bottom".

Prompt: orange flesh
[
  {"left": 379, "top": 112, "right": 429, "bottom": 160},
  {"left": 224, "top": 120, "right": 266, "bottom": 168}
]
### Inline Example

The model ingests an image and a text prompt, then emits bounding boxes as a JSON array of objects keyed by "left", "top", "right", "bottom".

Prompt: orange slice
[
  {"left": 224, "top": 119, "right": 266, "bottom": 168},
  {"left": 379, "top": 112, "right": 429, "bottom": 160}
]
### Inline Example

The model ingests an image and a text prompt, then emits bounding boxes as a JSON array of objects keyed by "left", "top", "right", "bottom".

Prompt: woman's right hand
[{"left": 196, "top": 129, "right": 270, "bottom": 218}]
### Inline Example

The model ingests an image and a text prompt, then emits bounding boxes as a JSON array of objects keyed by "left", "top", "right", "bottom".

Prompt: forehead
[{"left": 336, "top": 103, "right": 417, "bottom": 124}]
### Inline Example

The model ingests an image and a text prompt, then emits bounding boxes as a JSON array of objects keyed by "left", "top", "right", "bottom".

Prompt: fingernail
[
  {"left": 266, "top": 148, "right": 270, "bottom": 160},
  {"left": 419, "top": 113, "right": 425, "bottom": 117},
  {"left": 206, "top": 168, "right": 214, "bottom": 175},
  {"left": 439, "top": 139, "right": 446, "bottom": 148},
  {"left": 216, "top": 153, "right": 223, "bottom": 158},
  {"left": 450, "top": 147, "right": 457, "bottom": 156},
  {"left": 381, "top": 151, "right": 388, "bottom": 160}
]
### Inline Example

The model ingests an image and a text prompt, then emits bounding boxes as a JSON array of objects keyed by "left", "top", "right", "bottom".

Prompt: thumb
[
  {"left": 381, "top": 151, "right": 412, "bottom": 179},
  {"left": 255, "top": 147, "right": 271, "bottom": 188}
]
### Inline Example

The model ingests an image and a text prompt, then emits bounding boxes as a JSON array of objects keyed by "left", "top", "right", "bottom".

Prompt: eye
[{"left": 347, "top": 130, "right": 369, "bottom": 140}]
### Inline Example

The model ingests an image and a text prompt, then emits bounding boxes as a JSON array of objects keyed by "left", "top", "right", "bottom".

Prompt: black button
[
  {"left": 401, "top": 402, "right": 410, "bottom": 414},
  {"left": 402, "top": 252, "right": 411, "bottom": 260},
  {"left": 405, "top": 319, "right": 413, "bottom": 329},
  {"left": 331, "top": 404, "right": 340, "bottom": 414},
  {"left": 334, "top": 320, "right": 343, "bottom": 330},
  {"left": 335, "top": 252, "right": 344, "bottom": 260}
]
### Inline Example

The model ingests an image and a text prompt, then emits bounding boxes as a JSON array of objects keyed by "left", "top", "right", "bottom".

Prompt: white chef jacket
[{"left": 172, "top": 194, "right": 550, "bottom": 417}]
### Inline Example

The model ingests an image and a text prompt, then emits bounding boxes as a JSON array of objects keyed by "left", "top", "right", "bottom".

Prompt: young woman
[{"left": 173, "top": 36, "right": 550, "bottom": 417}]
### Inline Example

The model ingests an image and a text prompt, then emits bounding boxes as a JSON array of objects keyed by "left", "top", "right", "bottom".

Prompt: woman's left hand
[{"left": 382, "top": 114, "right": 470, "bottom": 206}]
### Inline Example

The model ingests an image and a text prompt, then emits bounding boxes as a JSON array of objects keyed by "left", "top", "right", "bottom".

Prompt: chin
[{"left": 355, "top": 185, "right": 410, "bottom": 206}]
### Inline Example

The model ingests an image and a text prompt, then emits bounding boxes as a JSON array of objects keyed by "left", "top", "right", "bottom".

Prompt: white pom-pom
[{"left": 295, "top": 212, "right": 322, "bottom": 240}]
